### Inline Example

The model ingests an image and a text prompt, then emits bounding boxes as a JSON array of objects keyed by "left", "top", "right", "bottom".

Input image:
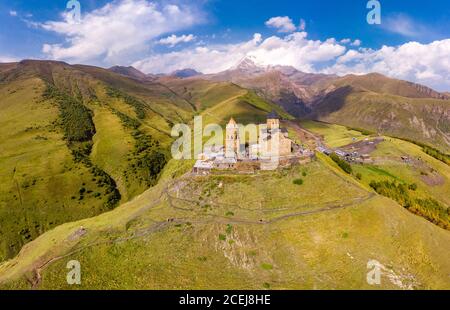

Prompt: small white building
[
  {"left": 335, "top": 150, "right": 348, "bottom": 157},
  {"left": 193, "top": 160, "right": 213, "bottom": 174},
  {"left": 214, "top": 157, "right": 237, "bottom": 169}
]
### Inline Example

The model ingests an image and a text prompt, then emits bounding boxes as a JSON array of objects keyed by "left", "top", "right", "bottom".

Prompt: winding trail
[{"left": 24, "top": 171, "right": 376, "bottom": 289}]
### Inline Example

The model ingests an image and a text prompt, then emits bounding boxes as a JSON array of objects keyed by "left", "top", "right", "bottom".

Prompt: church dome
[{"left": 267, "top": 111, "right": 280, "bottom": 120}]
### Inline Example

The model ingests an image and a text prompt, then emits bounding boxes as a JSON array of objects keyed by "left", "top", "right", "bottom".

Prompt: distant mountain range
[
  {"left": 108, "top": 66, "right": 202, "bottom": 80},
  {"left": 113, "top": 56, "right": 449, "bottom": 152},
  {"left": 93, "top": 59, "right": 450, "bottom": 152},
  {"left": 1, "top": 58, "right": 448, "bottom": 152},
  {"left": 204, "top": 56, "right": 449, "bottom": 114}
]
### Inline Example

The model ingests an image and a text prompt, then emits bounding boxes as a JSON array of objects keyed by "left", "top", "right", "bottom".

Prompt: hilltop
[
  {"left": 108, "top": 65, "right": 153, "bottom": 81},
  {"left": 1, "top": 130, "right": 449, "bottom": 289},
  {"left": 171, "top": 68, "right": 203, "bottom": 79},
  {"left": 0, "top": 60, "right": 285, "bottom": 261}
]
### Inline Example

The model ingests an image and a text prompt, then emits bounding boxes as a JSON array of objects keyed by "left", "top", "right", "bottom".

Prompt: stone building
[
  {"left": 225, "top": 111, "right": 292, "bottom": 160},
  {"left": 193, "top": 112, "right": 303, "bottom": 174},
  {"left": 225, "top": 117, "right": 240, "bottom": 158},
  {"left": 259, "top": 111, "right": 292, "bottom": 158}
]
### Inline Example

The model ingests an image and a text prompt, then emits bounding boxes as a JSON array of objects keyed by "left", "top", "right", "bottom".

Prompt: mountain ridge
[
  {"left": 187, "top": 57, "right": 450, "bottom": 152},
  {"left": 170, "top": 68, "right": 203, "bottom": 78}
]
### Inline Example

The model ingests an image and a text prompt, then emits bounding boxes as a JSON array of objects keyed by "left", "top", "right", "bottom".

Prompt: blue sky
[{"left": 1, "top": 0, "right": 450, "bottom": 90}]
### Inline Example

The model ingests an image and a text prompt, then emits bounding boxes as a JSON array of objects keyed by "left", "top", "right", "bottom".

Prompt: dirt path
[
  {"left": 29, "top": 191, "right": 375, "bottom": 289},
  {"left": 168, "top": 190, "right": 375, "bottom": 225},
  {"left": 285, "top": 120, "right": 327, "bottom": 150},
  {"left": 23, "top": 171, "right": 376, "bottom": 289}
]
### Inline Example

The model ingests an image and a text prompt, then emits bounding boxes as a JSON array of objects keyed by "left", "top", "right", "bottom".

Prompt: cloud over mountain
[
  {"left": 133, "top": 30, "right": 450, "bottom": 91},
  {"left": 327, "top": 39, "right": 450, "bottom": 91},
  {"left": 133, "top": 32, "right": 346, "bottom": 74},
  {"left": 34, "top": 4, "right": 450, "bottom": 91},
  {"left": 159, "top": 34, "right": 196, "bottom": 47}
]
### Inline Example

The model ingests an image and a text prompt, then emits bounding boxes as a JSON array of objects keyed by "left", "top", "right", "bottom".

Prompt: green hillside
[
  {"left": 0, "top": 77, "right": 116, "bottom": 261},
  {"left": 328, "top": 73, "right": 449, "bottom": 100},
  {"left": 1, "top": 157, "right": 450, "bottom": 290},
  {"left": 311, "top": 89, "right": 450, "bottom": 153},
  {"left": 0, "top": 60, "right": 292, "bottom": 262},
  {"left": 301, "top": 121, "right": 450, "bottom": 229},
  {"left": 163, "top": 78, "right": 291, "bottom": 121}
]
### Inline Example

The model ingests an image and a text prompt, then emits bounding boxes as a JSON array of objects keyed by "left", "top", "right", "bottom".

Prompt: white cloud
[
  {"left": 324, "top": 39, "right": 450, "bottom": 91},
  {"left": 0, "top": 56, "right": 18, "bottom": 63},
  {"left": 34, "top": 4, "right": 450, "bottom": 91},
  {"left": 133, "top": 29, "right": 450, "bottom": 91},
  {"left": 265, "top": 16, "right": 297, "bottom": 33},
  {"left": 9, "top": 10, "right": 18, "bottom": 17},
  {"left": 381, "top": 14, "right": 433, "bottom": 39},
  {"left": 133, "top": 32, "right": 346, "bottom": 74},
  {"left": 159, "top": 34, "right": 196, "bottom": 47},
  {"left": 40, "top": 0, "right": 203, "bottom": 64},
  {"left": 351, "top": 39, "right": 362, "bottom": 46}
]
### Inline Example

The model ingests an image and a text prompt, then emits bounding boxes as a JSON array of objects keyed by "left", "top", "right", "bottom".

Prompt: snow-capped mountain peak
[{"left": 232, "top": 55, "right": 267, "bottom": 73}]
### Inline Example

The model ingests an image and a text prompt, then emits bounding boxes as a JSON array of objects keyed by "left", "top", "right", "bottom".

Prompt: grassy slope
[
  {"left": 356, "top": 138, "right": 450, "bottom": 207},
  {"left": 313, "top": 90, "right": 450, "bottom": 153},
  {"left": 302, "top": 120, "right": 368, "bottom": 148},
  {"left": 90, "top": 107, "right": 135, "bottom": 202},
  {"left": 330, "top": 73, "right": 447, "bottom": 99},
  {"left": 162, "top": 78, "right": 245, "bottom": 111},
  {"left": 0, "top": 158, "right": 449, "bottom": 289},
  {"left": 303, "top": 121, "right": 450, "bottom": 208},
  {"left": 0, "top": 78, "right": 111, "bottom": 261},
  {"left": 163, "top": 78, "right": 292, "bottom": 124},
  {"left": 0, "top": 61, "right": 185, "bottom": 261},
  {"left": 75, "top": 65, "right": 194, "bottom": 124},
  {"left": 0, "top": 61, "right": 295, "bottom": 264}
]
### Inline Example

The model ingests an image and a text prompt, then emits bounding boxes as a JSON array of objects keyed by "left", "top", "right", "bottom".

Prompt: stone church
[{"left": 225, "top": 111, "right": 292, "bottom": 160}]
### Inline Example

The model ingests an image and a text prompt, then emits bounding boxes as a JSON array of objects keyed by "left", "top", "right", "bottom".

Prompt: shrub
[
  {"left": 369, "top": 180, "right": 449, "bottom": 230},
  {"left": 347, "top": 126, "right": 374, "bottom": 136},
  {"left": 226, "top": 224, "right": 233, "bottom": 235},
  {"left": 422, "top": 146, "right": 450, "bottom": 165},
  {"left": 261, "top": 263, "right": 273, "bottom": 270},
  {"left": 113, "top": 108, "right": 167, "bottom": 187},
  {"left": 408, "top": 183, "right": 418, "bottom": 191},
  {"left": 293, "top": 178, "right": 304, "bottom": 185},
  {"left": 356, "top": 173, "right": 362, "bottom": 180},
  {"left": 107, "top": 87, "right": 146, "bottom": 119},
  {"left": 43, "top": 84, "right": 95, "bottom": 142},
  {"left": 330, "top": 153, "right": 353, "bottom": 174}
]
